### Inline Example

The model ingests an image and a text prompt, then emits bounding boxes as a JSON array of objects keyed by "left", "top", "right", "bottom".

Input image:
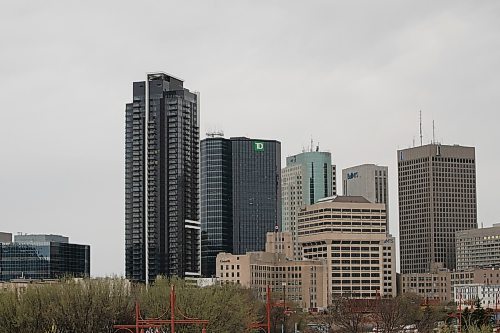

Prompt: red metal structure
[
  {"left": 114, "top": 285, "right": 209, "bottom": 333},
  {"left": 249, "top": 285, "right": 293, "bottom": 332},
  {"left": 249, "top": 285, "right": 272, "bottom": 332}
]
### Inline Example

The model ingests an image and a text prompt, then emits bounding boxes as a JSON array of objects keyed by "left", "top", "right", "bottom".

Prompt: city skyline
[{"left": 1, "top": 1, "right": 499, "bottom": 276}]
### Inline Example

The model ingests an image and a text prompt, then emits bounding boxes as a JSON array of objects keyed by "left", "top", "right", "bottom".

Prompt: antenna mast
[
  {"left": 419, "top": 110, "right": 423, "bottom": 146},
  {"left": 432, "top": 120, "right": 435, "bottom": 144}
]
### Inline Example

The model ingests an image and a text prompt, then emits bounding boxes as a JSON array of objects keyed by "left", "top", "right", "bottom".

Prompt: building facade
[
  {"left": 456, "top": 224, "right": 500, "bottom": 271},
  {"left": 125, "top": 73, "right": 200, "bottom": 282},
  {"left": 200, "top": 136, "right": 281, "bottom": 275},
  {"left": 231, "top": 137, "right": 281, "bottom": 254},
  {"left": 398, "top": 144, "right": 477, "bottom": 274},
  {"left": 200, "top": 135, "right": 233, "bottom": 277},
  {"left": 401, "top": 269, "right": 452, "bottom": 303},
  {"left": 454, "top": 284, "right": 500, "bottom": 309},
  {"left": 282, "top": 151, "right": 336, "bottom": 260},
  {"left": 401, "top": 267, "right": 500, "bottom": 303},
  {"left": 216, "top": 231, "right": 328, "bottom": 310},
  {"left": 342, "top": 164, "right": 389, "bottom": 230},
  {"left": 265, "top": 231, "right": 294, "bottom": 259},
  {"left": 298, "top": 196, "right": 397, "bottom": 300},
  {"left": 0, "top": 234, "right": 90, "bottom": 282}
]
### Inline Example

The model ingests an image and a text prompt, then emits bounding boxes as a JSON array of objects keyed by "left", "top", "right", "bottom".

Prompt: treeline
[
  {"left": 0, "top": 277, "right": 261, "bottom": 333},
  {"left": 311, "top": 294, "right": 495, "bottom": 333}
]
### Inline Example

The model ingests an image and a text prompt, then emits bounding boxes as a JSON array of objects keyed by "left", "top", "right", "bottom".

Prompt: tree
[
  {"left": 328, "top": 296, "right": 367, "bottom": 333},
  {"left": 316, "top": 307, "right": 336, "bottom": 333},
  {"left": 0, "top": 277, "right": 263, "bottom": 333},
  {"left": 373, "top": 294, "right": 420, "bottom": 333},
  {"left": 414, "top": 304, "right": 450, "bottom": 333}
]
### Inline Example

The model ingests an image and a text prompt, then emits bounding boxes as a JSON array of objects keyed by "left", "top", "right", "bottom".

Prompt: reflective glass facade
[
  {"left": 282, "top": 151, "right": 335, "bottom": 260},
  {"left": 231, "top": 138, "right": 281, "bottom": 254},
  {"left": 0, "top": 240, "right": 90, "bottom": 281},
  {"left": 200, "top": 137, "right": 233, "bottom": 277},
  {"left": 125, "top": 73, "right": 200, "bottom": 282}
]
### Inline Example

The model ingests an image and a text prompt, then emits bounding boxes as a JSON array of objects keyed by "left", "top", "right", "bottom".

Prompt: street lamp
[{"left": 282, "top": 282, "right": 287, "bottom": 333}]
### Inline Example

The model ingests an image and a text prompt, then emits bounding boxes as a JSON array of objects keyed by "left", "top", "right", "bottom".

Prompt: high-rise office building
[
  {"left": 0, "top": 234, "right": 90, "bottom": 281},
  {"left": 200, "top": 136, "right": 281, "bottom": 275},
  {"left": 342, "top": 164, "right": 389, "bottom": 230},
  {"left": 125, "top": 73, "right": 200, "bottom": 282},
  {"left": 231, "top": 137, "right": 281, "bottom": 255},
  {"left": 282, "top": 151, "right": 335, "bottom": 260},
  {"left": 200, "top": 135, "right": 233, "bottom": 277},
  {"left": 398, "top": 144, "right": 477, "bottom": 274}
]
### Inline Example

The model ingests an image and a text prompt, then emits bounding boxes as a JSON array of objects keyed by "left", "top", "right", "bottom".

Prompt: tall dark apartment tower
[
  {"left": 231, "top": 137, "right": 281, "bottom": 255},
  {"left": 125, "top": 73, "right": 200, "bottom": 283},
  {"left": 200, "top": 136, "right": 281, "bottom": 276},
  {"left": 398, "top": 144, "right": 477, "bottom": 274},
  {"left": 200, "top": 135, "right": 233, "bottom": 277}
]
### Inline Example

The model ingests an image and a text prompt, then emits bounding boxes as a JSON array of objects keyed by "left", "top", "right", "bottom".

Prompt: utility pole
[{"left": 282, "top": 282, "right": 287, "bottom": 333}]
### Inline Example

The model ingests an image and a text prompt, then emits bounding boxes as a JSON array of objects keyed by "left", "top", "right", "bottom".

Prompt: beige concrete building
[
  {"left": 0, "top": 278, "right": 59, "bottom": 296},
  {"left": 401, "top": 267, "right": 500, "bottom": 303},
  {"left": 298, "top": 196, "right": 397, "bottom": 300},
  {"left": 456, "top": 224, "right": 500, "bottom": 270},
  {"left": 398, "top": 144, "right": 477, "bottom": 274},
  {"left": 401, "top": 267, "right": 452, "bottom": 302},
  {"left": 265, "top": 231, "right": 294, "bottom": 258},
  {"left": 216, "top": 231, "right": 328, "bottom": 309}
]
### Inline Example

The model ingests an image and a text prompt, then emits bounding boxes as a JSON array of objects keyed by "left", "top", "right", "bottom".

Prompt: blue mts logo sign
[{"left": 347, "top": 172, "right": 359, "bottom": 180}]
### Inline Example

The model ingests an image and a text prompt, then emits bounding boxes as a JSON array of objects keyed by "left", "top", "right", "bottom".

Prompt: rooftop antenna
[
  {"left": 412, "top": 136, "right": 415, "bottom": 147},
  {"left": 432, "top": 120, "right": 435, "bottom": 144},
  {"left": 310, "top": 137, "right": 314, "bottom": 152},
  {"left": 316, "top": 142, "right": 320, "bottom": 152},
  {"left": 419, "top": 110, "right": 423, "bottom": 146}
]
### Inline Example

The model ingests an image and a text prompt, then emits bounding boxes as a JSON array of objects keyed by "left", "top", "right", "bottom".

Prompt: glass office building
[
  {"left": 0, "top": 234, "right": 90, "bottom": 281},
  {"left": 200, "top": 136, "right": 233, "bottom": 277},
  {"left": 282, "top": 150, "right": 335, "bottom": 260},
  {"left": 200, "top": 136, "right": 281, "bottom": 276},
  {"left": 231, "top": 137, "right": 281, "bottom": 255}
]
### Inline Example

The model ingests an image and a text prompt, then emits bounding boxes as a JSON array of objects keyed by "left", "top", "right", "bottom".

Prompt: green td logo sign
[{"left": 253, "top": 141, "right": 265, "bottom": 152}]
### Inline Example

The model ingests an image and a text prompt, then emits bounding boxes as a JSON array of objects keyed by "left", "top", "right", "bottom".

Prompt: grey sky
[{"left": 1, "top": 1, "right": 499, "bottom": 276}]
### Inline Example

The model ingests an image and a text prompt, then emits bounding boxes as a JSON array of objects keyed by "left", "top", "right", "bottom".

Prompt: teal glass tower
[{"left": 282, "top": 150, "right": 336, "bottom": 259}]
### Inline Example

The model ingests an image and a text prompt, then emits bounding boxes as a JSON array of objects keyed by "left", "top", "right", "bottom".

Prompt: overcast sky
[{"left": 1, "top": 1, "right": 499, "bottom": 276}]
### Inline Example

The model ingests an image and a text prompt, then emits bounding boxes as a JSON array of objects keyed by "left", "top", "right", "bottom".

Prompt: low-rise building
[
  {"left": 454, "top": 284, "right": 500, "bottom": 309},
  {"left": 216, "top": 231, "right": 328, "bottom": 310},
  {"left": 298, "top": 196, "right": 397, "bottom": 300},
  {"left": 401, "top": 266, "right": 451, "bottom": 303},
  {"left": 0, "top": 234, "right": 90, "bottom": 281},
  {"left": 456, "top": 224, "right": 500, "bottom": 270},
  {"left": 401, "top": 267, "right": 500, "bottom": 303}
]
